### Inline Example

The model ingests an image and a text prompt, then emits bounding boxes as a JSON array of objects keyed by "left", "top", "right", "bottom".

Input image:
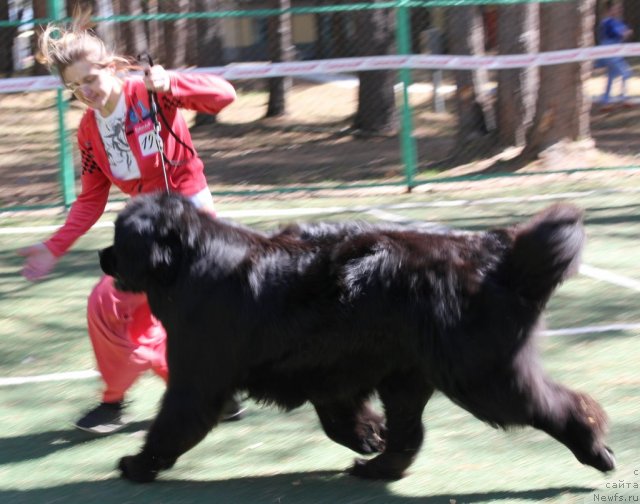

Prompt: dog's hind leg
[
  {"left": 513, "top": 350, "right": 615, "bottom": 473},
  {"left": 528, "top": 379, "right": 615, "bottom": 473},
  {"left": 454, "top": 350, "right": 615, "bottom": 473},
  {"left": 349, "top": 372, "right": 433, "bottom": 480},
  {"left": 314, "top": 397, "right": 387, "bottom": 455}
]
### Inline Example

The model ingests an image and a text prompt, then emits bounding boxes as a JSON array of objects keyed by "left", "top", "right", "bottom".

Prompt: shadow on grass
[
  {"left": 0, "top": 420, "right": 152, "bottom": 466},
  {"left": 586, "top": 212, "right": 640, "bottom": 227},
  {"left": 0, "top": 420, "right": 601, "bottom": 502},
  {"left": 0, "top": 474, "right": 594, "bottom": 504}
]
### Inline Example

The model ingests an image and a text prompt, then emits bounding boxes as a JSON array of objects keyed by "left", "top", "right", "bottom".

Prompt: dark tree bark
[
  {"left": 91, "top": 0, "right": 116, "bottom": 50},
  {"left": 410, "top": 7, "right": 431, "bottom": 54},
  {"left": 162, "top": 0, "right": 189, "bottom": 69},
  {"left": 352, "top": 2, "right": 398, "bottom": 135},
  {"left": 0, "top": 1, "right": 16, "bottom": 75},
  {"left": 194, "top": 0, "right": 227, "bottom": 126},
  {"left": 519, "top": 0, "right": 596, "bottom": 161},
  {"left": 113, "top": 0, "right": 148, "bottom": 57},
  {"left": 445, "top": 6, "right": 495, "bottom": 156},
  {"left": 623, "top": 0, "right": 639, "bottom": 41},
  {"left": 31, "top": 0, "right": 49, "bottom": 75},
  {"left": 266, "top": 0, "right": 294, "bottom": 118},
  {"left": 328, "top": 1, "right": 350, "bottom": 58},
  {"left": 194, "top": 2, "right": 226, "bottom": 68},
  {"left": 65, "top": 0, "right": 88, "bottom": 16},
  {"left": 62, "top": 1, "right": 116, "bottom": 54},
  {"left": 147, "top": 0, "right": 166, "bottom": 65},
  {"left": 496, "top": 3, "right": 539, "bottom": 147}
]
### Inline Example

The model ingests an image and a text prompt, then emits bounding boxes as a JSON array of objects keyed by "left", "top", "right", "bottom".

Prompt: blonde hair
[{"left": 37, "top": 7, "right": 136, "bottom": 77}]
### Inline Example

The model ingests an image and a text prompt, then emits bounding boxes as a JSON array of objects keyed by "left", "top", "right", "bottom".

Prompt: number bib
[{"left": 134, "top": 119, "right": 161, "bottom": 157}]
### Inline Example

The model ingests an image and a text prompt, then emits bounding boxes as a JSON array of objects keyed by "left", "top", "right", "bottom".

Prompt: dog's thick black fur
[{"left": 100, "top": 192, "right": 615, "bottom": 483}]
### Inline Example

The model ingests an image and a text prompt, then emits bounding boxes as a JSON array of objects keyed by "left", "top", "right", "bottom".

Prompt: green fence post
[
  {"left": 396, "top": 0, "right": 418, "bottom": 191},
  {"left": 56, "top": 89, "right": 75, "bottom": 207},
  {"left": 48, "top": 0, "right": 76, "bottom": 208}
]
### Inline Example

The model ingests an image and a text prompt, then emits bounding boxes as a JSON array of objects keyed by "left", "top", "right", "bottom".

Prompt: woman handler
[{"left": 19, "top": 12, "right": 244, "bottom": 434}]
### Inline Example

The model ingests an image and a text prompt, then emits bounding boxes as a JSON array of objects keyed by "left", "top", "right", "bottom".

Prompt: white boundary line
[
  {"left": 0, "top": 370, "right": 99, "bottom": 387},
  {"left": 366, "top": 208, "right": 412, "bottom": 223},
  {"left": 366, "top": 208, "right": 461, "bottom": 234},
  {"left": 0, "top": 221, "right": 114, "bottom": 235},
  {"left": 0, "top": 189, "right": 603, "bottom": 235},
  {"left": 543, "top": 323, "right": 640, "bottom": 337},
  {"left": 580, "top": 264, "right": 640, "bottom": 292},
  {"left": 1, "top": 322, "right": 638, "bottom": 387}
]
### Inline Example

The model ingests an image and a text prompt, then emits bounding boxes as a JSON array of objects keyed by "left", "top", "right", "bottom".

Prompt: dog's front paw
[
  {"left": 118, "top": 454, "right": 160, "bottom": 483},
  {"left": 349, "top": 455, "right": 406, "bottom": 481}
]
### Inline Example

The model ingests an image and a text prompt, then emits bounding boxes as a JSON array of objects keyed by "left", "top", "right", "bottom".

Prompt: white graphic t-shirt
[{"left": 96, "top": 93, "right": 141, "bottom": 180}]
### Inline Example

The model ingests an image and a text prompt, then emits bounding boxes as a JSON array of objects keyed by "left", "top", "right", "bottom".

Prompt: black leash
[{"left": 138, "top": 52, "right": 170, "bottom": 194}]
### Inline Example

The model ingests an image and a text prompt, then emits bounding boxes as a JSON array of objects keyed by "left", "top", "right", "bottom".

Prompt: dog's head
[{"left": 100, "top": 192, "right": 201, "bottom": 292}]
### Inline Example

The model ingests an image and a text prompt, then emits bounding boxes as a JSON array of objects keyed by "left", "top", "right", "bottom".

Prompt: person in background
[
  {"left": 18, "top": 10, "right": 245, "bottom": 435},
  {"left": 596, "top": 0, "right": 634, "bottom": 111}
]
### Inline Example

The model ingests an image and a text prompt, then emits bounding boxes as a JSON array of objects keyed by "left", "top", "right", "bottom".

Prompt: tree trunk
[
  {"left": 623, "top": 0, "right": 639, "bottom": 41},
  {"left": 194, "top": 1, "right": 226, "bottom": 66},
  {"left": 519, "top": 0, "right": 595, "bottom": 161},
  {"left": 352, "top": 2, "right": 398, "bottom": 135},
  {"left": 65, "top": 0, "right": 85, "bottom": 17},
  {"left": 163, "top": 0, "right": 189, "bottom": 69},
  {"left": 113, "top": 0, "right": 147, "bottom": 57},
  {"left": 266, "top": 0, "right": 294, "bottom": 118},
  {"left": 194, "top": 0, "right": 227, "bottom": 126},
  {"left": 496, "top": 4, "right": 539, "bottom": 147},
  {"left": 148, "top": 0, "right": 166, "bottom": 65},
  {"left": 32, "top": 0, "right": 50, "bottom": 75},
  {"left": 445, "top": 6, "right": 494, "bottom": 155},
  {"left": 329, "top": 10, "right": 350, "bottom": 58},
  {"left": 65, "top": 0, "right": 113, "bottom": 45},
  {"left": 410, "top": 7, "right": 431, "bottom": 54},
  {"left": 91, "top": 0, "right": 116, "bottom": 50},
  {"left": 0, "top": 1, "right": 16, "bottom": 75}
]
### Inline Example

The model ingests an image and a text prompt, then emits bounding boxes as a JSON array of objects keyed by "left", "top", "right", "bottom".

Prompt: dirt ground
[{"left": 1, "top": 73, "right": 639, "bottom": 210}]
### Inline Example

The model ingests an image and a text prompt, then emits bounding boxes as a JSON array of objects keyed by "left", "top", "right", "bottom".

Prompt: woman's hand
[
  {"left": 17, "top": 243, "right": 58, "bottom": 281},
  {"left": 143, "top": 64, "right": 171, "bottom": 93}
]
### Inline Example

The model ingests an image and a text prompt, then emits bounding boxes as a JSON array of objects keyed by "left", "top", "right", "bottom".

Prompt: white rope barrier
[{"left": 2, "top": 43, "right": 639, "bottom": 94}]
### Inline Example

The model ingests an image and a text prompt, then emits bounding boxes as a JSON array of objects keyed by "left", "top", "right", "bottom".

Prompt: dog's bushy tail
[{"left": 498, "top": 204, "right": 585, "bottom": 306}]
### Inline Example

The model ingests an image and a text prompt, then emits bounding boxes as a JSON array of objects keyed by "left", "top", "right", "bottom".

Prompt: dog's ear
[
  {"left": 149, "top": 231, "right": 182, "bottom": 285},
  {"left": 99, "top": 246, "right": 117, "bottom": 277}
]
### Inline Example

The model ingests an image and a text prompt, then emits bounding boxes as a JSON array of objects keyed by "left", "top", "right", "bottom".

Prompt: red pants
[{"left": 87, "top": 275, "right": 168, "bottom": 403}]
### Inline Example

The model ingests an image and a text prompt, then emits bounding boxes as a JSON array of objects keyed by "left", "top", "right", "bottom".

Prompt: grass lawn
[{"left": 0, "top": 186, "right": 638, "bottom": 503}]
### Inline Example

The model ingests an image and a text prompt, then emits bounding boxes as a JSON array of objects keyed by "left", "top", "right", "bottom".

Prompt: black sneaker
[
  {"left": 221, "top": 396, "right": 247, "bottom": 422},
  {"left": 75, "top": 401, "right": 130, "bottom": 435}
]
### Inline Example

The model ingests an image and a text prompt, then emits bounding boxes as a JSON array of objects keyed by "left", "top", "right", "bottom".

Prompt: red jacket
[{"left": 45, "top": 72, "right": 236, "bottom": 257}]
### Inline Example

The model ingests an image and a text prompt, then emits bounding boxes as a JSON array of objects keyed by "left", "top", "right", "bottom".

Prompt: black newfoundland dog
[{"left": 99, "top": 192, "right": 615, "bottom": 483}]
